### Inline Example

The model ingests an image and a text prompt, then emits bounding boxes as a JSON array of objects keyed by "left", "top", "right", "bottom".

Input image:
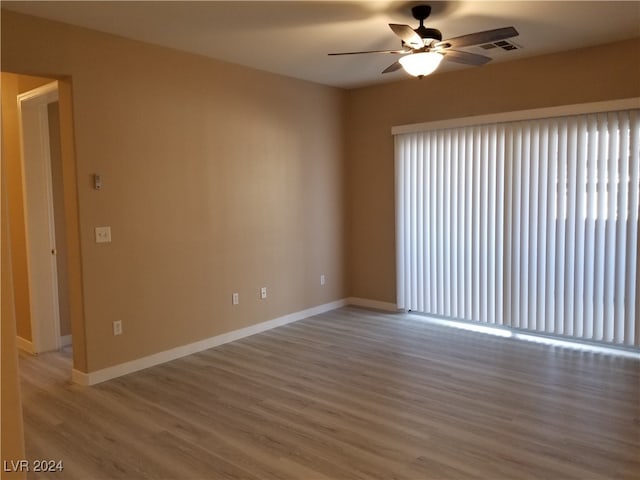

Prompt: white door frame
[{"left": 17, "top": 81, "right": 61, "bottom": 354}]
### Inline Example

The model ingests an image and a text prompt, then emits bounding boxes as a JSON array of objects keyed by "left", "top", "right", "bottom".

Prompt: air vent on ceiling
[{"left": 479, "top": 39, "right": 520, "bottom": 51}]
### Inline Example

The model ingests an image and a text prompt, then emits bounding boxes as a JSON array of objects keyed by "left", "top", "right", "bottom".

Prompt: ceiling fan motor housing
[
  {"left": 412, "top": 5, "right": 442, "bottom": 45},
  {"left": 415, "top": 26, "right": 443, "bottom": 44}
]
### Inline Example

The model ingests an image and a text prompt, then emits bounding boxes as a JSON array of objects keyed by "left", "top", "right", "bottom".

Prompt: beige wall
[
  {"left": 1, "top": 10, "right": 347, "bottom": 372},
  {"left": 1, "top": 129, "right": 26, "bottom": 480},
  {"left": 345, "top": 37, "right": 640, "bottom": 303}
]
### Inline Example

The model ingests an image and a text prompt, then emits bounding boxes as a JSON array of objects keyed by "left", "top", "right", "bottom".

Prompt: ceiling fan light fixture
[{"left": 399, "top": 51, "right": 443, "bottom": 77}]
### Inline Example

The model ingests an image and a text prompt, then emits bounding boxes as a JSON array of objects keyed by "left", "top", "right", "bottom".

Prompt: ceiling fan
[{"left": 329, "top": 5, "right": 519, "bottom": 78}]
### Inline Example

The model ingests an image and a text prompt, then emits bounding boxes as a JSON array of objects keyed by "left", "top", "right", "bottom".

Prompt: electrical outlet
[
  {"left": 232, "top": 292, "right": 239, "bottom": 305},
  {"left": 320, "top": 274, "right": 326, "bottom": 286},
  {"left": 113, "top": 320, "right": 122, "bottom": 336},
  {"left": 95, "top": 226, "right": 112, "bottom": 243},
  {"left": 260, "top": 287, "right": 267, "bottom": 299}
]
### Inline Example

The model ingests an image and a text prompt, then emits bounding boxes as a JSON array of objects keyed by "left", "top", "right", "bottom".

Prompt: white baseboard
[
  {"left": 347, "top": 297, "right": 401, "bottom": 312},
  {"left": 17, "top": 335, "right": 72, "bottom": 354},
  {"left": 73, "top": 299, "right": 348, "bottom": 386},
  {"left": 16, "top": 336, "right": 35, "bottom": 354}
]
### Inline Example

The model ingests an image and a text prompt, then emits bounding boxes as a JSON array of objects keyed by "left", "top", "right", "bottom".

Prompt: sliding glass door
[{"left": 395, "top": 108, "right": 639, "bottom": 347}]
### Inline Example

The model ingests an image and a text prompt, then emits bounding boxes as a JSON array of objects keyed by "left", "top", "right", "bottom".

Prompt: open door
[{"left": 17, "top": 81, "right": 61, "bottom": 354}]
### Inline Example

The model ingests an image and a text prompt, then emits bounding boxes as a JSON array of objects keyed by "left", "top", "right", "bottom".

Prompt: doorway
[{"left": 17, "top": 81, "right": 71, "bottom": 354}]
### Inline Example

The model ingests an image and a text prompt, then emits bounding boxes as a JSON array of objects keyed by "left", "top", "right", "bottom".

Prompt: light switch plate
[{"left": 95, "top": 226, "right": 112, "bottom": 243}]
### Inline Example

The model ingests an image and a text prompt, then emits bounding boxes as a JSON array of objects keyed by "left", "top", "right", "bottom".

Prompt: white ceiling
[{"left": 2, "top": 1, "right": 639, "bottom": 89}]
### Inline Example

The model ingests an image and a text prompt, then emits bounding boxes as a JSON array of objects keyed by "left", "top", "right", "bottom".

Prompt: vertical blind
[{"left": 395, "top": 109, "right": 640, "bottom": 347}]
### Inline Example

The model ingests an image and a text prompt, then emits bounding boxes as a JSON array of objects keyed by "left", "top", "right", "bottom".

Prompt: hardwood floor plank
[{"left": 19, "top": 307, "right": 640, "bottom": 479}]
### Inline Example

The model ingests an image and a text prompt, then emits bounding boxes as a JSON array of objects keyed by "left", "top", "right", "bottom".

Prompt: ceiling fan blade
[
  {"left": 443, "top": 49, "right": 492, "bottom": 66},
  {"left": 382, "top": 61, "right": 403, "bottom": 74},
  {"left": 439, "top": 26, "right": 519, "bottom": 49},
  {"left": 328, "top": 48, "right": 410, "bottom": 56},
  {"left": 389, "top": 24, "right": 423, "bottom": 49}
]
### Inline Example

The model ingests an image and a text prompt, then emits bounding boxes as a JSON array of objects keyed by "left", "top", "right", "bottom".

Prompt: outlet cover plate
[
  {"left": 113, "top": 320, "right": 122, "bottom": 336},
  {"left": 95, "top": 226, "right": 112, "bottom": 243}
]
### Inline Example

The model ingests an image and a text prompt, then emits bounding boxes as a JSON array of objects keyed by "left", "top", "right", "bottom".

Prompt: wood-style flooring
[{"left": 19, "top": 307, "right": 640, "bottom": 479}]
